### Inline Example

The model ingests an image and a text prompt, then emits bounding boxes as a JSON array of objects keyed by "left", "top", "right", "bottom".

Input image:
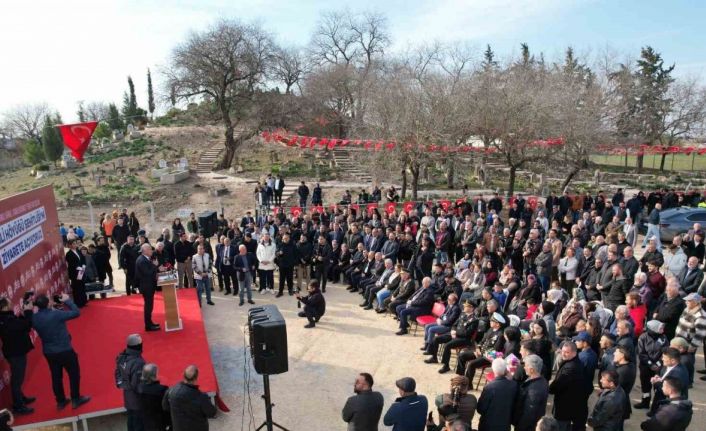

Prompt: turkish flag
[
  {"left": 350, "top": 204, "right": 360, "bottom": 213},
  {"left": 385, "top": 202, "right": 396, "bottom": 214},
  {"left": 273, "top": 207, "right": 280, "bottom": 215},
  {"left": 57, "top": 121, "right": 98, "bottom": 163},
  {"left": 329, "top": 203, "right": 338, "bottom": 211},
  {"left": 327, "top": 139, "right": 337, "bottom": 150},
  {"left": 439, "top": 200, "right": 451, "bottom": 211},
  {"left": 319, "top": 138, "right": 328, "bottom": 148},
  {"left": 455, "top": 198, "right": 466, "bottom": 206},
  {"left": 287, "top": 135, "right": 298, "bottom": 146},
  {"left": 366, "top": 203, "right": 378, "bottom": 215},
  {"left": 403, "top": 201, "right": 414, "bottom": 213},
  {"left": 291, "top": 206, "right": 302, "bottom": 217},
  {"left": 313, "top": 205, "right": 324, "bottom": 214},
  {"left": 528, "top": 196, "right": 539, "bottom": 211}
]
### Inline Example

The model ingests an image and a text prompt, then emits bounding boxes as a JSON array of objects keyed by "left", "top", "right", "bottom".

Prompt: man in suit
[
  {"left": 680, "top": 256, "right": 704, "bottom": 295},
  {"left": 395, "top": 277, "right": 435, "bottom": 336},
  {"left": 216, "top": 237, "right": 238, "bottom": 295},
  {"left": 120, "top": 235, "right": 141, "bottom": 296},
  {"left": 240, "top": 211, "right": 255, "bottom": 229},
  {"left": 65, "top": 239, "right": 87, "bottom": 307},
  {"left": 685, "top": 232, "right": 705, "bottom": 265},
  {"left": 649, "top": 347, "right": 689, "bottom": 415},
  {"left": 274, "top": 174, "right": 285, "bottom": 206},
  {"left": 421, "top": 293, "right": 460, "bottom": 352},
  {"left": 234, "top": 244, "right": 257, "bottom": 306},
  {"left": 312, "top": 235, "right": 333, "bottom": 293},
  {"left": 477, "top": 359, "right": 518, "bottom": 431},
  {"left": 360, "top": 259, "right": 394, "bottom": 309},
  {"left": 380, "top": 232, "right": 399, "bottom": 263},
  {"left": 385, "top": 270, "right": 416, "bottom": 314},
  {"left": 135, "top": 244, "right": 160, "bottom": 331}
]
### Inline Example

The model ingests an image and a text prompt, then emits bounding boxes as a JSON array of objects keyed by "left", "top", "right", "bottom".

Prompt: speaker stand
[{"left": 255, "top": 374, "right": 290, "bottom": 431}]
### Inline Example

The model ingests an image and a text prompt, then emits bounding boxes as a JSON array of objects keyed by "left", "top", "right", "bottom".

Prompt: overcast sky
[{"left": 1, "top": 0, "right": 704, "bottom": 123}]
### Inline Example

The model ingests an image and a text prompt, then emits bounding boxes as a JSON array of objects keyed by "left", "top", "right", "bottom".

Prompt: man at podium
[{"left": 135, "top": 244, "right": 160, "bottom": 331}]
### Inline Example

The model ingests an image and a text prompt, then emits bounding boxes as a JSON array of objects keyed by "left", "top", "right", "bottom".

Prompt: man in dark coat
[
  {"left": 215, "top": 237, "right": 237, "bottom": 295},
  {"left": 276, "top": 233, "right": 298, "bottom": 297},
  {"left": 112, "top": 216, "right": 131, "bottom": 256},
  {"left": 0, "top": 297, "right": 35, "bottom": 415},
  {"left": 138, "top": 363, "right": 170, "bottom": 431},
  {"left": 653, "top": 282, "right": 685, "bottom": 339},
  {"left": 382, "top": 377, "right": 427, "bottom": 431},
  {"left": 296, "top": 281, "right": 326, "bottom": 328},
  {"left": 477, "top": 358, "right": 518, "bottom": 431},
  {"left": 134, "top": 244, "right": 159, "bottom": 331},
  {"left": 640, "top": 377, "right": 693, "bottom": 431},
  {"left": 395, "top": 277, "right": 435, "bottom": 336},
  {"left": 549, "top": 341, "right": 585, "bottom": 431},
  {"left": 312, "top": 235, "right": 332, "bottom": 292},
  {"left": 649, "top": 348, "right": 689, "bottom": 415},
  {"left": 116, "top": 334, "right": 146, "bottom": 431},
  {"left": 512, "top": 354, "right": 548, "bottom": 431},
  {"left": 341, "top": 372, "right": 385, "bottom": 431},
  {"left": 428, "top": 301, "right": 479, "bottom": 373},
  {"left": 65, "top": 239, "right": 88, "bottom": 307},
  {"left": 587, "top": 370, "right": 627, "bottom": 431},
  {"left": 162, "top": 365, "right": 217, "bottom": 431},
  {"left": 120, "top": 236, "right": 141, "bottom": 296}
]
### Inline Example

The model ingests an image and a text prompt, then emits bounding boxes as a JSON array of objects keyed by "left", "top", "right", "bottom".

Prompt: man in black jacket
[
  {"left": 312, "top": 235, "right": 333, "bottom": 292},
  {"left": 395, "top": 277, "right": 435, "bottom": 336},
  {"left": 296, "top": 281, "right": 326, "bottom": 328},
  {"left": 512, "top": 354, "right": 548, "bottom": 431},
  {"left": 162, "top": 365, "right": 216, "bottom": 431},
  {"left": 588, "top": 370, "right": 627, "bottom": 431},
  {"left": 174, "top": 233, "right": 195, "bottom": 289},
  {"left": 135, "top": 244, "right": 159, "bottom": 331},
  {"left": 341, "top": 372, "right": 384, "bottom": 431},
  {"left": 120, "top": 236, "right": 140, "bottom": 296},
  {"left": 112, "top": 216, "right": 131, "bottom": 257},
  {"left": 0, "top": 297, "right": 36, "bottom": 415},
  {"left": 549, "top": 341, "right": 585, "bottom": 431},
  {"left": 385, "top": 270, "right": 416, "bottom": 313},
  {"left": 66, "top": 239, "right": 88, "bottom": 307},
  {"left": 640, "top": 377, "right": 693, "bottom": 431},
  {"left": 428, "top": 300, "right": 479, "bottom": 373},
  {"left": 138, "top": 363, "right": 170, "bottom": 431},
  {"left": 116, "top": 334, "right": 146, "bottom": 431},
  {"left": 476, "top": 358, "right": 517, "bottom": 431},
  {"left": 276, "top": 233, "right": 297, "bottom": 297},
  {"left": 296, "top": 235, "right": 313, "bottom": 290}
]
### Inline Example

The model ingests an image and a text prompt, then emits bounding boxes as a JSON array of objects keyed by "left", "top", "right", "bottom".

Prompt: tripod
[{"left": 255, "top": 374, "right": 290, "bottom": 431}]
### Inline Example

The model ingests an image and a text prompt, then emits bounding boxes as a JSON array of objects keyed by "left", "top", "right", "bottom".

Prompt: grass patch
[
  {"left": 589, "top": 154, "right": 706, "bottom": 172},
  {"left": 85, "top": 138, "right": 162, "bottom": 164},
  {"left": 82, "top": 175, "right": 147, "bottom": 202}
]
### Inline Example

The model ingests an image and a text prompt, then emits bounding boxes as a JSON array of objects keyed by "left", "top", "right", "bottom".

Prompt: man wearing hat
[
  {"left": 382, "top": 377, "right": 428, "bottom": 431},
  {"left": 670, "top": 337, "right": 695, "bottom": 385},
  {"left": 455, "top": 312, "right": 505, "bottom": 379},
  {"left": 635, "top": 320, "right": 668, "bottom": 409},
  {"left": 424, "top": 300, "right": 479, "bottom": 373},
  {"left": 574, "top": 331, "right": 597, "bottom": 428},
  {"left": 115, "top": 334, "right": 146, "bottom": 431},
  {"left": 674, "top": 292, "right": 706, "bottom": 384}
]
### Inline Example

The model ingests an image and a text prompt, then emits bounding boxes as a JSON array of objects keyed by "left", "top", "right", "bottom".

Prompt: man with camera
[
  {"left": 32, "top": 293, "right": 90, "bottom": 410},
  {"left": 296, "top": 281, "right": 326, "bottom": 328},
  {"left": 0, "top": 296, "right": 36, "bottom": 415}
]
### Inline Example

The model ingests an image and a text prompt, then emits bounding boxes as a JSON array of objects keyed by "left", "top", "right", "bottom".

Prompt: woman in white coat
[
  {"left": 622, "top": 217, "right": 637, "bottom": 248},
  {"left": 558, "top": 247, "right": 579, "bottom": 293},
  {"left": 256, "top": 233, "right": 277, "bottom": 294}
]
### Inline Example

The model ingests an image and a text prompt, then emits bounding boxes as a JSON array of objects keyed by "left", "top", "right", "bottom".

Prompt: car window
[{"left": 686, "top": 212, "right": 706, "bottom": 222}]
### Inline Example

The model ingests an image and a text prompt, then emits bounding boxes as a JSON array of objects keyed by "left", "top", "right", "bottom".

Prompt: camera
[
  {"left": 53, "top": 294, "right": 63, "bottom": 305},
  {"left": 22, "top": 291, "right": 35, "bottom": 305}
]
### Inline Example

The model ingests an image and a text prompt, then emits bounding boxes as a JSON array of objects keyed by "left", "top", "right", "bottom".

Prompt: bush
[
  {"left": 23, "top": 139, "right": 45, "bottom": 165},
  {"left": 33, "top": 163, "right": 50, "bottom": 171}
]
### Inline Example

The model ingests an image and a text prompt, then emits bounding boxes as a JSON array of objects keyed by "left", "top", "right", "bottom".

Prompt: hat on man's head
[
  {"left": 684, "top": 293, "right": 702, "bottom": 302},
  {"left": 645, "top": 320, "right": 665, "bottom": 334},
  {"left": 127, "top": 334, "right": 142, "bottom": 347},
  {"left": 395, "top": 377, "right": 416, "bottom": 393},
  {"left": 670, "top": 337, "right": 690, "bottom": 350},
  {"left": 491, "top": 312, "right": 506, "bottom": 325},
  {"left": 572, "top": 331, "right": 591, "bottom": 343}
]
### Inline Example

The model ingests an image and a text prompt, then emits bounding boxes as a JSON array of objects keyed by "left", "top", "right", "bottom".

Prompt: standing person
[
  {"left": 115, "top": 334, "right": 146, "bottom": 431},
  {"left": 112, "top": 216, "right": 131, "bottom": 255},
  {"left": 174, "top": 233, "right": 195, "bottom": 289},
  {"left": 256, "top": 233, "right": 276, "bottom": 295},
  {"left": 135, "top": 244, "right": 160, "bottom": 331},
  {"left": 274, "top": 174, "right": 285, "bottom": 206},
  {"left": 103, "top": 215, "right": 116, "bottom": 248},
  {"left": 186, "top": 213, "right": 199, "bottom": 235},
  {"left": 65, "top": 239, "right": 88, "bottom": 307},
  {"left": 296, "top": 235, "right": 313, "bottom": 291},
  {"left": 32, "top": 294, "right": 91, "bottom": 410},
  {"left": 382, "top": 377, "right": 428, "bottom": 431},
  {"left": 549, "top": 341, "right": 585, "bottom": 431},
  {"left": 120, "top": 236, "right": 140, "bottom": 296},
  {"left": 138, "top": 364, "right": 170, "bottom": 431},
  {"left": 512, "top": 355, "right": 549, "bottom": 431},
  {"left": 635, "top": 320, "right": 668, "bottom": 410},
  {"left": 217, "top": 237, "right": 237, "bottom": 296},
  {"left": 312, "top": 235, "right": 333, "bottom": 293},
  {"left": 643, "top": 203, "right": 662, "bottom": 251},
  {"left": 295, "top": 281, "right": 326, "bottom": 328},
  {"left": 674, "top": 292, "right": 706, "bottom": 385},
  {"left": 477, "top": 358, "right": 518, "bottom": 431},
  {"left": 648, "top": 348, "right": 689, "bottom": 415},
  {"left": 234, "top": 244, "right": 256, "bottom": 306},
  {"left": 276, "top": 233, "right": 297, "bottom": 297},
  {"left": 298, "top": 181, "right": 310, "bottom": 209},
  {"left": 587, "top": 370, "right": 627, "bottom": 431},
  {"left": 94, "top": 236, "right": 114, "bottom": 287},
  {"left": 191, "top": 245, "right": 215, "bottom": 307},
  {"left": 341, "top": 372, "right": 385, "bottom": 431},
  {"left": 162, "top": 365, "right": 217, "bottom": 431},
  {"left": 312, "top": 183, "right": 323, "bottom": 206},
  {"left": 0, "top": 298, "right": 36, "bottom": 415},
  {"left": 639, "top": 377, "right": 692, "bottom": 431}
]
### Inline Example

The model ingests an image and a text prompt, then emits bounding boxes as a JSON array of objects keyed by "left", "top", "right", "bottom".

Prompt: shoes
[
  {"left": 239, "top": 301, "right": 244, "bottom": 306},
  {"left": 259, "top": 290, "right": 266, "bottom": 295},
  {"left": 145, "top": 324, "right": 160, "bottom": 332},
  {"left": 12, "top": 406, "right": 34, "bottom": 415},
  {"left": 375, "top": 309, "right": 386, "bottom": 314},
  {"left": 697, "top": 369, "right": 706, "bottom": 375},
  {"left": 395, "top": 329, "right": 408, "bottom": 336},
  {"left": 633, "top": 399, "right": 650, "bottom": 409},
  {"left": 72, "top": 396, "right": 91, "bottom": 409},
  {"left": 424, "top": 357, "right": 438, "bottom": 364},
  {"left": 267, "top": 289, "right": 273, "bottom": 294},
  {"left": 423, "top": 351, "right": 434, "bottom": 356},
  {"left": 363, "top": 305, "right": 373, "bottom": 310},
  {"left": 23, "top": 396, "right": 36, "bottom": 405},
  {"left": 224, "top": 291, "right": 231, "bottom": 296},
  {"left": 247, "top": 300, "right": 255, "bottom": 304},
  {"left": 359, "top": 302, "right": 369, "bottom": 307},
  {"left": 207, "top": 301, "right": 215, "bottom": 306},
  {"left": 276, "top": 293, "right": 284, "bottom": 298},
  {"left": 700, "top": 376, "right": 706, "bottom": 381},
  {"left": 304, "top": 322, "right": 315, "bottom": 328},
  {"left": 57, "top": 399, "right": 70, "bottom": 410},
  {"left": 419, "top": 347, "right": 427, "bottom": 351},
  {"left": 438, "top": 365, "right": 450, "bottom": 374},
  {"left": 288, "top": 291, "right": 294, "bottom": 296},
  {"left": 298, "top": 311, "right": 306, "bottom": 318}
]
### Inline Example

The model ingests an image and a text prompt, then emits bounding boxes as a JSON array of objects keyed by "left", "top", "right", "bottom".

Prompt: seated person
[
  {"left": 296, "top": 281, "right": 326, "bottom": 329},
  {"left": 455, "top": 313, "right": 507, "bottom": 379}
]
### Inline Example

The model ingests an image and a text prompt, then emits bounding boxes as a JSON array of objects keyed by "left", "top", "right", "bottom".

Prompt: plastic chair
[{"left": 413, "top": 302, "right": 446, "bottom": 335}]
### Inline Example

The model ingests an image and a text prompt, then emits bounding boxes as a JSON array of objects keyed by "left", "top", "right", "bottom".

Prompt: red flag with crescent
[
  {"left": 385, "top": 202, "right": 396, "bottom": 214},
  {"left": 57, "top": 121, "right": 98, "bottom": 163},
  {"left": 313, "top": 205, "right": 324, "bottom": 214},
  {"left": 455, "top": 198, "right": 466, "bottom": 206},
  {"left": 439, "top": 200, "right": 451, "bottom": 211},
  {"left": 366, "top": 203, "right": 378, "bottom": 215},
  {"left": 402, "top": 201, "right": 414, "bottom": 213},
  {"left": 291, "top": 206, "right": 302, "bottom": 217}
]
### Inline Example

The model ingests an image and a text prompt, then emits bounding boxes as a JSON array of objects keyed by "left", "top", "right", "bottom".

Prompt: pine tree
[
  {"left": 23, "top": 138, "right": 45, "bottom": 165},
  {"left": 147, "top": 68, "right": 155, "bottom": 118},
  {"left": 107, "top": 103, "right": 124, "bottom": 131},
  {"left": 77, "top": 101, "right": 86, "bottom": 122},
  {"left": 41, "top": 114, "right": 64, "bottom": 166},
  {"left": 482, "top": 44, "right": 497, "bottom": 70},
  {"left": 122, "top": 75, "right": 138, "bottom": 119}
]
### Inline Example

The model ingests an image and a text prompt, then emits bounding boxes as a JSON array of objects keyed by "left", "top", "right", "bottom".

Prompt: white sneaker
[
  {"left": 269, "top": 289, "right": 275, "bottom": 295},
  {"left": 259, "top": 290, "right": 266, "bottom": 295}
]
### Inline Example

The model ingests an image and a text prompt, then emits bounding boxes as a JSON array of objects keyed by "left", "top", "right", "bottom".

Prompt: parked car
[{"left": 639, "top": 207, "right": 706, "bottom": 242}]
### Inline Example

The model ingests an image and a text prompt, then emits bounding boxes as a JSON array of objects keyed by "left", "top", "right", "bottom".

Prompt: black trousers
[
  {"left": 456, "top": 351, "right": 490, "bottom": 381},
  {"left": 434, "top": 337, "right": 473, "bottom": 365},
  {"left": 279, "top": 267, "right": 294, "bottom": 294},
  {"left": 127, "top": 409, "right": 144, "bottom": 431},
  {"left": 222, "top": 269, "right": 238, "bottom": 294},
  {"left": 125, "top": 270, "right": 136, "bottom": 295},
  {"left": 639, "top": 364, "right": 657, "bottom": 396},
  {"left": 7, "top": 355, "right": 27, "bottom": 408},
  {"left": 314, "top": 265, "right": 328, "bottom": 291},
  {"left": 44, "top": 349, "right": 81, "bottom": 402},
  {"left": 304, "top": 305, "right": 323, "bottom": 323},
  {"left": 364, "top": 285, "right": 384, "bottom": 305},
  {"left": 144, "top": 291, "right": 155, "bottom": 327},
  {"left": 216, "top": 267, "right": 224, "bottom": 290},
  {"left": 275, "top": 190, "right": 283, "bottom": 205}
]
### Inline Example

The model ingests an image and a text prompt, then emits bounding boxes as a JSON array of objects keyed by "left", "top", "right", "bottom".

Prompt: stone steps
[
  {"left": 195, "top": 143, "right": 224, "bottom": 173},
  {"left": 332, "top": 149, "right": 373, "bottom": 182}
]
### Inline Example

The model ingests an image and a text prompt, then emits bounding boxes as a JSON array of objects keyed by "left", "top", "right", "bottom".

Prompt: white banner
[
  {"left": 0, "top": 226, "right": 44, "bottom": 269},
  {"left": 0, "top": 206, "right": 46, "bottom": 247}
]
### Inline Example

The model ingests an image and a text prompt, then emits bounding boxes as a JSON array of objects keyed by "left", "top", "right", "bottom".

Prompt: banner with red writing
[{"left": 0, "top": 186, "right": 68, "bottom": 408}]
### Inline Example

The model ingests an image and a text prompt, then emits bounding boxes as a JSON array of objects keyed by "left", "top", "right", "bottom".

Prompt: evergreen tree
[
  {"left": 482, "top": 44, "right": 497, "bottom": 70},
  {"left": 23, "top": 138, "right": 45, "bottom": 165},
  {"left": 77, "top": 101, "right": 86, "bottom": 122},
  {"left": 41, "top": 114, "right": 64, "bottom": 165},
  {"left": 93, "top": 121, "right": 112, "bottom": 140},
  {"left": 147, "top": 68, "right": 155, "bottom": 118},
  {"left": 107, "top": 103, "right": 124, "bottom": 131},
  {"left": 122, "top": 75, "right": 138, "bottom": 119}
]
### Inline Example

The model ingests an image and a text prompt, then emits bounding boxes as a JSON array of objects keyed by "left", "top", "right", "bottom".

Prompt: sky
[{"left": 1, "top": 0, "right": 705, "bottom": 124}]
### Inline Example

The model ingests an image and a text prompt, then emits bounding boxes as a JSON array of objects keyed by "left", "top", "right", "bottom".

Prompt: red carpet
[{"left": 13, "top": 289, "right": 218, "bottom": 428}]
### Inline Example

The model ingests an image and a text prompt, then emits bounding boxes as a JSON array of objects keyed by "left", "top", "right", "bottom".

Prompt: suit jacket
[
  {"left": 134, "top": 254, "right": 157, "bottom": 294},
  {"left": 477, "top": 376, "right": 518, "bottom": 431},
  {"left": 65, "top": 249, "right": 86, "bottom": 282},
  {"left": 409, "top": 287, "right": 435, "bottom": 311},
  {"left": 439, "top": 303, "right": 460, "bottom": 327},
  {"left": 679, "top": 267, "right": 704, "bottom": 294},
  {"left": 381, "top": 240, "right": 399, "bottom": 262},
  {"left": 215, "top": 243, "right": 236, "bottom": 271},
  {"left": 393, "top": 279, "right": 416, "bottom": 301}
]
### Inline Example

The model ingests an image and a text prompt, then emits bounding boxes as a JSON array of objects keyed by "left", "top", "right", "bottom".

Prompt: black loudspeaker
[
  {"left": 248, "top": 305, "right": 288, "bottom": 375},
  {"left": 197, "top": 211, "right": 218, "bottom": 238}
]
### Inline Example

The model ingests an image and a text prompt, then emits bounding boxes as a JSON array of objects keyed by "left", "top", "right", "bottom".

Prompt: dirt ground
[{"left": 31, "top": 233, "right": 706, "bottom": 431}]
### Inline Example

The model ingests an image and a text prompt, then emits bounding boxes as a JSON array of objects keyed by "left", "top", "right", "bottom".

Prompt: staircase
[
  {"left": 332, "top": 148, "right": 373, "bottom": 182},
  {"left": 195, "top": 145, "right": 223, "bottom": 173}
]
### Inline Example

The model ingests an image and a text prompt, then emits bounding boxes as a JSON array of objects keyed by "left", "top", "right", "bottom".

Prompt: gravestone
[
  {"left": 593, "top": 169, "right": 601, "bottom": 187},
  {"left": 95, "top": 175, "right": 103, "bottom": 187},
  {"left": 158, "top": 159, "right": 167, "bottom": 169},
  {"left": 112, "top": 130, "right": 124, "bottom": 141},
  {"left": 270, "top": 151, "right": 278, "bottom": 163},
  {"left": 178, "top": 158, "right": 189, "bottom": 169}
]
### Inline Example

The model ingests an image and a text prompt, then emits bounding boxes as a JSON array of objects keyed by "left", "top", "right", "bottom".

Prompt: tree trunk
[
  {"left": 507, "top": 166, "right": 517, "bottom": 197},
  {"left": 659, "top": 152, "right": 667, "bottom": 171},
  {"left": 401, "top": 163, "right": 408, "bottom": 200},
  {"left": 410, "top": 163, "right": 420, "bottom": 201},
  {"left": 446, "top": 159, "right": 454, "bottom": 189},
  {"left": 219, "top": 125, "right": 236, "bottom": 169},
  {"left": 561, "top": 166, "right": 580, "bottom": 192},
  {"left": 636, "top": 153, "right": 644, "bottom": 173}
]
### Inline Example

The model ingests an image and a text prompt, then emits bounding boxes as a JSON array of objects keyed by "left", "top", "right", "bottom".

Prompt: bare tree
[
  {"left": 2, "top": 102, "right": 50, "bottom": 139},
  {"left": 271, "top": 47, "right": 307, "bottom": 94},
  {"left": 164, "top": 19, "right": 277, "bottom": 168},
  {"left": 83, "top": 101, "right": 111, "bottom": 121}
]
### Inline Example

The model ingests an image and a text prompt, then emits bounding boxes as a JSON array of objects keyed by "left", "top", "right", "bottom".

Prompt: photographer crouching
[
  {"left": 0, "top": 296, "right": 36, "bottom": 415},
  {"left": 295, "top": 281, "right": 326, "bottom": 329}
]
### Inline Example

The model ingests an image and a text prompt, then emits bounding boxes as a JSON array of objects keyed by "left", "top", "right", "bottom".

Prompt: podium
[{"left": 157, "top": 271, "right": 182, "bottom": 331}]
